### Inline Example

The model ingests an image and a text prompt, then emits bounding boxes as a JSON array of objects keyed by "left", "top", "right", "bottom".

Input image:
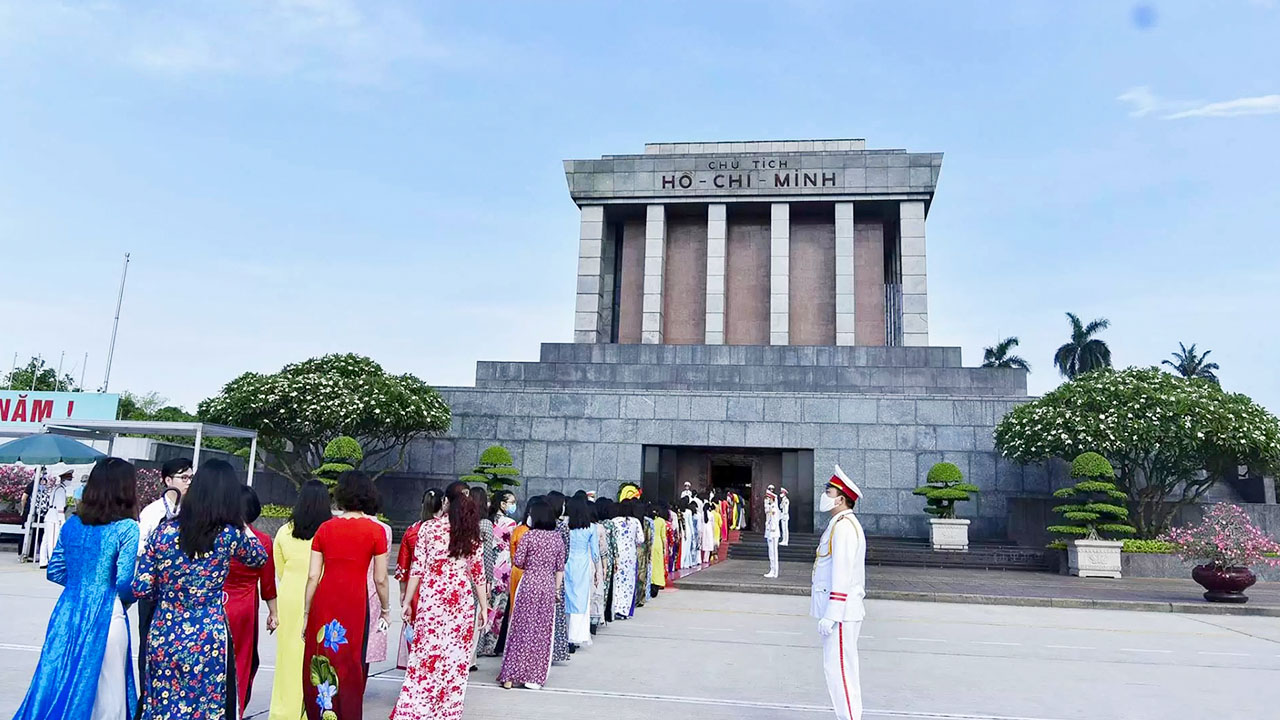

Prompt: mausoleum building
[{"left": 415, "top": 139, "right": 1047, "bottom": 539}]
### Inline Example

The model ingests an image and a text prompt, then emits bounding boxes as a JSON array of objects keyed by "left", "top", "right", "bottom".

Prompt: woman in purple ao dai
[{"left": 497, "top": 498, "right": 565, "bottom": 690}]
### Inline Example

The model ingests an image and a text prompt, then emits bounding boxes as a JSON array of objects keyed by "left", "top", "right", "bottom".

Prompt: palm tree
[
  {"left": 1162, "top": 342, "right": 1219, "bottom": 383},
  {"left": 1054, "top": 312, "right": 1112, "bottom": 379},
  {"left": 982, "top": 337, "right": 1031, "bottom": 370}
]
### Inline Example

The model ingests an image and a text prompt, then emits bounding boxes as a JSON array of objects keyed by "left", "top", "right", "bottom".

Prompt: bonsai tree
[
  {"left": 315, "top": 436, "right": 363, "bottom": 488},
  {"left": 1049, "top": 452, "right": 1137, "bottom": 541},
  {"left": 912, "top": 462, "right": 979, "bottom": 519},
  {"left": 460, "top": 445, "right": 521, "bottom": 491}
]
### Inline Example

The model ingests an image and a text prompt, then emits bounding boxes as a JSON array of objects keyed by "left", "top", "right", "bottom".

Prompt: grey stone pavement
[
  {"left": 4, "top": 556, "right": 1280, "bottom": 720},
  {"left": 679, "top": 559, "right": 1280, "bottom": 616}
]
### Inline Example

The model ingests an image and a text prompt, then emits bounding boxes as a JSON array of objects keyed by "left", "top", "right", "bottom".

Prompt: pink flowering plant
[
  {"left": 136, "top": 468, "right": 166, "bottom": 507},
  {"left": 1159, "top": 504, "right": 1280, "bottom": 569},
  {"left": 0, "top": 465, "right": 36, "bottom": 504}
]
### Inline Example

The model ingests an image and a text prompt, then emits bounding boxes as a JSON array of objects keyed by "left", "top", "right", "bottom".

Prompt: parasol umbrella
[{"left": 0, "top": 434, "right": 106, "bottom": 465}]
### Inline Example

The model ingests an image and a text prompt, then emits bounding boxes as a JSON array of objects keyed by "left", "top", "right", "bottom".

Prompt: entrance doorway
[
  {"left": 711, "top": 461, "right": 752, "bottom": 530},
  {"left": 640, "top": 445, "right": 814, "bottom": 533}
]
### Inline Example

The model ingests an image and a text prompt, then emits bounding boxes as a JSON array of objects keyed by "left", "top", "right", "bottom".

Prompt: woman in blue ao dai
[{"left": 13, "top": 457, "right": 141, "bottom": 720}]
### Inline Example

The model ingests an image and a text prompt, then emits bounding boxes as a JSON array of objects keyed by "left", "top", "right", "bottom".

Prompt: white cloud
[
  {"left": 1164, "top": 94, "right": 1280, "bottom": 119},
  {"left": 1116, "top": 86, "right": 1164, "bottom": 117},
  {"left": 1119, "top": 86, "right": 1280, "bottom": 120}
]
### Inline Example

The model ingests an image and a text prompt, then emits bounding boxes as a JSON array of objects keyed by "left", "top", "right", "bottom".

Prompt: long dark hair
[
  {"left": 488, "top": 489, "right": 513, "bottom": 522},
  {"left": 291, "top": 479, "right": 332, "bottom": 540},
  {"left": 469, "top": 486, "right": 489, "bottom": 519},
  {"left": 78, "top": 457, "right": 138, "bottom": 526},
  {"left": 445, "top": 481, "right": 481, "bottom": 558},
  {"left": 241, "top": 485, "right": 262, "bottom": 524},
  {"left": 421, "top": 488, "right": 445, "bottom": 521},
  {"left": 178, "top": 459, "right": 244, "bottom": 558},
  {"left": 567, "top": 495, "right": 591, "bottom": 530},
  {"left": 594, "top": 497, "right": 614, "bottom": 521}
]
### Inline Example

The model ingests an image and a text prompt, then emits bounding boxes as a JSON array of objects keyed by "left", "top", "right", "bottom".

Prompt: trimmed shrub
[
  {"left": 911, "top": 462, "right": 979, "bottom": 520},
  {"left": 459, "top": 444, "right": 521, "bottom": 491},
  {"left": 1048, "top": 452, "right": 1136, "bottom": 541}
]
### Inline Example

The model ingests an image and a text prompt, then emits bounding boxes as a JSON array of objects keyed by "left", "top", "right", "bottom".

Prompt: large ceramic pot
[{"left": 1191, "top": 564, "right": 1257, "bottom": 604}]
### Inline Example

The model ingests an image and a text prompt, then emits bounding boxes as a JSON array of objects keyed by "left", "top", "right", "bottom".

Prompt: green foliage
[
  {"left": 927, "top": 462, "right": 964, "bottom": 484},
  {"left": 981, "top": 336, "right": 1031, "bottom": 371},
  {"left": 1053, "top": 312, "right": 1112, "bottom": 379},
  {"left": 995, "top": 367, "right": 1280, "bottom": 537},
  {"left": 3, "top": 356, "right": 79, "bottom": 392},
  {"left": 1070, "top": 452, "right": 1114, "bottom": 479},
  {"left": 324, "top": 436, "right": 364, "bottom": 464},
  {"left": 1162, "top": 342, "right": 1219, "bottom": 384},
  {"left": 1122, "top": 539, "right": 1176, "bottom": 554},
  {"left": 198, "top": 353, "right": 452, "bottom": 487},
  {"left": 1047, "top": 452, "right": 1136, "bottom": 541},
  {"left": 315, "top": 436, "right": 362, "bottom": 488},
  {"left": 1047, "top": 538, "right": 1176, "bottom": 553},
  {"left": 261, "top": 503, "right": 292, "bottom": 518},
  {"left": 912, "top": 462, "right": 978, "bottom": 520},
  {"left": 480, "top": 445, "right": 514, "bottom": 466},
  {"left": 460, "top": 444, "right": 521, "bottom": 491}
]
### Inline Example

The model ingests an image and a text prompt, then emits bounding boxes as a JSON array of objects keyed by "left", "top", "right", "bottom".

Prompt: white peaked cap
[{"left": 828, "top": 464, "right": 862, "bottom": 502}]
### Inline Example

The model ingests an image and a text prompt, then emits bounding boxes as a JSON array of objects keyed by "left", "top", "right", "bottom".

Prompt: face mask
[
  {"left": 505, "top": 504, "right": 519, "bottom": 518},
  {"left": 818, "top": 494, "right": 837, "bottom": 512}
]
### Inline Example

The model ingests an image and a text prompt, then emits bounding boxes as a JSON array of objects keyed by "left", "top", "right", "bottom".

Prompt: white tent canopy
[{"left": 41, "top": 420, "right": 260, "bottom": 486}]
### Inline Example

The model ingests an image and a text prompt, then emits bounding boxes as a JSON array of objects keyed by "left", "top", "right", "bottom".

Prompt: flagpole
[{"left": 102, "top": 253, "right": 130, "bottom": 393}]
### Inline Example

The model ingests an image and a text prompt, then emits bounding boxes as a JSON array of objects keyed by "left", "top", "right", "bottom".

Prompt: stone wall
[{"left": 409, "top": 386, "right": 1045, "bottom": 540}]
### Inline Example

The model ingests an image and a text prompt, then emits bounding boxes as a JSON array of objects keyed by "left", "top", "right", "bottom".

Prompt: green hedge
[
  {"left": 1046, "top": 539, "right": 1176, "bottom": 553},
  {"left": 261, "top": 504, "right": 292, "bottom": 519}
]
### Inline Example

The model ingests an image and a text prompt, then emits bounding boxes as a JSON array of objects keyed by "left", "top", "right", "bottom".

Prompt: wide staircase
[{"left": 728, "top": 531, "right": 1054, "bottom": 571}]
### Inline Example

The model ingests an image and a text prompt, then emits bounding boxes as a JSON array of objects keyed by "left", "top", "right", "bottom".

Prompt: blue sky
[{"left": 1, "top": 1, "right": 1277, "bottom": 414}]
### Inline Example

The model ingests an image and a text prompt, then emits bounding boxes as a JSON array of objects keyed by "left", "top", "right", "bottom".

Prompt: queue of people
[{"left": 12, "top": 454, "right": 745, "bottom": 720}]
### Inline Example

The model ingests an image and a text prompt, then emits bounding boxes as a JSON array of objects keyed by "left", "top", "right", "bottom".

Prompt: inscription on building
[{"left": 661, "top": 158, "right": 838, "bottom": 191}]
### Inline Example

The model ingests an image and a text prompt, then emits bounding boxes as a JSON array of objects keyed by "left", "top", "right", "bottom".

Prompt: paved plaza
[
  {"left": 680, "top": 559, "right": 1280, "bottom": 615},
  {"left": 3, "top": 557, "right": 1280, "bottom": 720}
]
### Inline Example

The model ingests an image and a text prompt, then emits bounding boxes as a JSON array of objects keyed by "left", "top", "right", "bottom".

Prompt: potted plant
[
  {"left": 913, "top": 462, "right": 979, "bottom": 551},
  {"left": 1161, "top": 504, "right": 1280, "bottom": 603},
  {"left": 1050, "top": 452, "right": 1136, "bottom": 578}
]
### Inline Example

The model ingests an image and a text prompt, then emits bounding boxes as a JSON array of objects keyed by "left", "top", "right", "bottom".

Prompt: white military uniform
[
  {"left": 811, "top": 508, "right": 866, "bottom": 720},
  {"left": 779, "top": 491, "right": 791, "bottom": 546},
  {"left": 763, "top": 489, "right": 781, "bottom": 578}
]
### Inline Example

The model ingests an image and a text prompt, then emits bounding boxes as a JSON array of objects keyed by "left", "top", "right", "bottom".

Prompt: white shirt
[
  {"left": 779, "top": 495, "right": 791, "bottom": 518},
  {"left": 810, "top": 509, "right": 866, "bottom": 622},
  {"left": 137, "top": 494, "right": 179, "bottom": 556}
]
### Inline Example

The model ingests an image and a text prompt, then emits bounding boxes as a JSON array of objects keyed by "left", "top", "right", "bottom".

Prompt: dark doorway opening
[
  {"left": 640, "top": 445, "right": 814, "bottom": 533},
  {"left": 711, "top": 462, "right": 753, "bottom": 530}
]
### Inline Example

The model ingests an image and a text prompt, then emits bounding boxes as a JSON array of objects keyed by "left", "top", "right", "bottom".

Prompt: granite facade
[{"left": 411, "top": 342, "right": 1038, "bottom": 540}]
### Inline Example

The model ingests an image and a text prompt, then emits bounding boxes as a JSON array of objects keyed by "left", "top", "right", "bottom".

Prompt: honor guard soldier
[
  {"left": 812, "top": 465, "right": 866, "bottom": 720},
  {"left": 779, "top": 487, "right": 791, "bottom": 546}
]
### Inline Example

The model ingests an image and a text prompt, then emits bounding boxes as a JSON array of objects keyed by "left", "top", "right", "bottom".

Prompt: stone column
[
  {"left": 574, "top": 205, "right": 607, "bottom": 343},
  {"left": 835, "top": 202, "right": 856, "bottom": 346},
  {"left": 900, "top": 200, "right": 929, "bottom": 346},
  {"left": 770, "top": 203, "right": 789, "bottom": 346},
  {"left": 642, "top": 204, "right": 666, "bottom": 344},
  {"left": 704, "top": 204, "right": 727, "bottom": 344}
]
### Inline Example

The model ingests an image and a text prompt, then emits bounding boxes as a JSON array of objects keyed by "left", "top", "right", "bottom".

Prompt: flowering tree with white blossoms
[
  {"left": 198, "top": 354, "right": 451, "bottom": 488},
  {"left": 994, "top": 367, "right": 1280, "bottom": 538}
]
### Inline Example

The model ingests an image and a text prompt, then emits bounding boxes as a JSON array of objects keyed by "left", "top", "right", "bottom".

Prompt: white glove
[{"left": 818, "top": 618, "right": 837, "bottom": 637}]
